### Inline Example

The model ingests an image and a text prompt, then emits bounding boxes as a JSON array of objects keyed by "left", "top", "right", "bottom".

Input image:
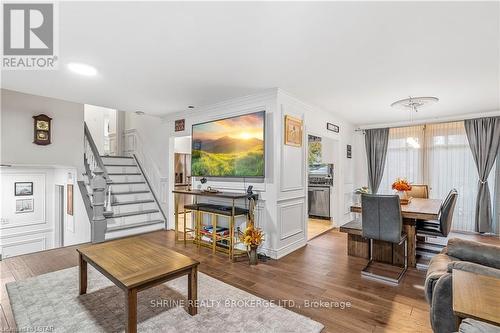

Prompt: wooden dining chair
[{"left": 406, "top": 184, "right": 429, "bottom": 199}]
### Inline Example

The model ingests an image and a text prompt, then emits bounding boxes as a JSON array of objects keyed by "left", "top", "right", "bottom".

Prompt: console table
[{"left": 172, "top": 189, "right": 257, "bottom": 260}]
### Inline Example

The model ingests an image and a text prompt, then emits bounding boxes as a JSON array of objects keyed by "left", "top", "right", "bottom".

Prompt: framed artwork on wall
[
  {"left": 327, "top": 123, "right": 340, "bottom": 133},
  {"left": 284, "top": 115, "right": 303, "bottom": 147},
  {"left": 15, "top": 182, "right": 33, "bottom": 196},
  {"left": 67, "top": 184, "right": 74, "bottom": 216},
  {"left": 15, "top": 198, "right": 34, "bottom": 214}
]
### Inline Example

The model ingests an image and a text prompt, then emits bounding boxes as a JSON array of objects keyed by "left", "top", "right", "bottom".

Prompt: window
[{"left": 379, "top": 122, "right": 496, "bottom": 232}]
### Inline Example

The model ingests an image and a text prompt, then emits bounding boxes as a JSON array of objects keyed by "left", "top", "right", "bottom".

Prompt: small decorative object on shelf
[
  {"left": 392, "top": 178, "right": 412, "bottom": 205},
  {"left": 33, "top": 114, "right": 52, "bottom": 145}
]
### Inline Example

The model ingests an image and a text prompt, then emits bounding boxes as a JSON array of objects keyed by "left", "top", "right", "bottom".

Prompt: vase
[
  {"left": 397, "top": 191, "right": 409, "bottom": 204},
  {"left": 249, "top": 245, "right": 258, "bottom": 265}
]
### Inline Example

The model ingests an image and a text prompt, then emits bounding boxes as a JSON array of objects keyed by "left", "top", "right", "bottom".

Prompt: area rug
[{"left": 6, "top": 266, "right": 324, "bottom": 332}]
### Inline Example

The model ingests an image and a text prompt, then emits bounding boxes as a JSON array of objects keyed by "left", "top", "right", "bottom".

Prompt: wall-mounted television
[{"left": 191, "top": 111, "right": 265, "bottom": 178}]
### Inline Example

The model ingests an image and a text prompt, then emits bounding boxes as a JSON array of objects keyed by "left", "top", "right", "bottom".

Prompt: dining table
[{"left": 344, "top": 198, "right": 442, "bottom": 268}]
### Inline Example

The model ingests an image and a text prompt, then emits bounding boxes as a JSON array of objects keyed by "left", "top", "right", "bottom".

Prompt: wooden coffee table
[
  {"left": 77, "top": 237, "right": 199, "bottom": 333},
  {"left": 452, "top": 269, "right": 500, "bottom": 326}
]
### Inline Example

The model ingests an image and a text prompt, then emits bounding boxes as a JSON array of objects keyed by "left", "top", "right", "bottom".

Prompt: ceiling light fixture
[
  {"left": 390, "top": 96, "right": 439, "bottom": 113},
  {"left": 135, "top": 111, "right": 145, "bottom": 116},
  {"left": 67, "top": 62, "right": 98, "bottom": 76},
  {"left": 391, "top": 96, "right": 439, "bottom": 149},
  {"left": 188, "top": 105, "right": 195, "bottom": 109}
]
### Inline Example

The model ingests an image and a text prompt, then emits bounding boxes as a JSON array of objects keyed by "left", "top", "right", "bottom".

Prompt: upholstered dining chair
[
  {"left": 361, "top": 194, "right": 408, "bottom": 284},
  {"left": 406, "top": 184, "right": 429, "bottom": 199},
  {"left": 416, "top": 189, "right": 458, "bottom": 237}
]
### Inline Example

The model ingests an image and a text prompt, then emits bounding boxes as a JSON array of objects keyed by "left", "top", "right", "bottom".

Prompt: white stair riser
[
  {"left": 106, "top": 165, "right": 140, "bottom": 174},
  {"left": 112, "top": 193, "right": 153, "bottom": 202},
  {"left": 109, "top": 174, "right": 144, "bottom": 183},
  {"left": 105, "top": 223, "right": 164, "bottom": 240},
  {"left": 111, "top": 202, "right": 157, "bottom": 214},
  {"left": 101, "top": 157, "right": 136, "bottom": 165},
  {"left": 109, "top": 183, "right": 148, "bottom": 192},
  {"left": 107, "top": 212, "right": 163, "bottom": 226}
]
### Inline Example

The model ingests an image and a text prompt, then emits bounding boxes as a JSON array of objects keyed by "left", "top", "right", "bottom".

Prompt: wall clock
[{"left": 33, "top": 114, "right": 52, "bottom": 145}]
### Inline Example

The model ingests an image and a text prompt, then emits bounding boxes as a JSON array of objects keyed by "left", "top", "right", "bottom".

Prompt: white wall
[
  {"left": 1, "top": 89, "right": 84, "bottom": 172},
  {"left": 124, "top": 112, "right": 169, "bottom": 176},
  {"left": 174, "top": 136, "right": 191, "bottom": 154},
  {"left": 0, "top": 89, "right": 91, "bottom": 257},
  {"left": 84, "top": 104, "right": 116, "bottom": 155}
]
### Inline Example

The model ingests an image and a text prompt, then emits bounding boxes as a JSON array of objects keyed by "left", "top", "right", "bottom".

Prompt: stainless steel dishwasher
[{"left": 308, "top": 185, "right": 330, "bottom": 218}]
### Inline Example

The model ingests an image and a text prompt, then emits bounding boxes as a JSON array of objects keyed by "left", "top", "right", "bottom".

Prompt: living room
[{"left": 1, "top": 1, "right": 500, "bottom": 333}]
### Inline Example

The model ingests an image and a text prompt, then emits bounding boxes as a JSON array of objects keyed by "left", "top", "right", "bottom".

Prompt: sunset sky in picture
[{"left": 193, "top": 112, "right": 264, "bottom": 141}]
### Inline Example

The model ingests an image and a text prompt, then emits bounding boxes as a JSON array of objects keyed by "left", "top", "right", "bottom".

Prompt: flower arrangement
[
  {"left": 240, "top": 225, "right": 264, "bottom": 247},
  {"left": 392, "top": 178, "right": 412, "bottom": 192}
]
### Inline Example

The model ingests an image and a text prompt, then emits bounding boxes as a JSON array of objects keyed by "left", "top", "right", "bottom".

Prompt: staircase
[
  {"left": 80, "top": 122, "right": 166, "bottom": 243},
  {"left": 101, "top": 155, "right": 166, "bottom": 239}
]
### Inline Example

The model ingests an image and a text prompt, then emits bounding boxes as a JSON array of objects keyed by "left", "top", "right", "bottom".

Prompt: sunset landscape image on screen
[{"left": 191, "top": 111, "right": 265, "bottom": 177}]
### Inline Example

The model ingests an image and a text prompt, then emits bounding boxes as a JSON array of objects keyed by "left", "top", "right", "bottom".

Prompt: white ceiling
[{"left": 2, "top": 1, "right": 499, "bottom": 125}]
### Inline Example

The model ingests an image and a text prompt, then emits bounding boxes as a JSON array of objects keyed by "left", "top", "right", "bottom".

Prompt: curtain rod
[{"left": 356, "top": 110, "right": 500, "bottom": 132}]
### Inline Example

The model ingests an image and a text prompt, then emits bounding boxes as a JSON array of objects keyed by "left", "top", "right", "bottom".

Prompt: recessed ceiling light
[{"left": 67, "top": 62, "right": 97, "bottom": 76}]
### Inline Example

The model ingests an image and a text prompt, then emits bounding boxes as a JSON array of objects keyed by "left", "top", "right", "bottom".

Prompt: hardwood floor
[
  {"left": 308, "top": 218, "right": 333, "bottom": 240},
  {"left": 1, "top": 229, "right": 498, "bottom": 332}
]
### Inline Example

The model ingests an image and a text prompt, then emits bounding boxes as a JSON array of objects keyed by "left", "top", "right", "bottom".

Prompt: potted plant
[
  {"left": 240, "top": 225, "right": 264, "bottom": 265},
  {"left": 391, "top": 178, "right": 412, "bottom": 204},
  {"left": 354, "top": 186, "right": 370, "bottom": 204}
]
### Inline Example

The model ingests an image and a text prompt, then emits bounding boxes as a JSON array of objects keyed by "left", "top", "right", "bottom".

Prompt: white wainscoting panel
[
  {"left": 278, "top": 199, "right": 305, "bottom": 240},
  {"left": 2, "top": 236, "right": 46, "bottom": 258}
]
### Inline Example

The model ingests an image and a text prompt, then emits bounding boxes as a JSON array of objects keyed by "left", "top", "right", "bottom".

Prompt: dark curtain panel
[
  {"left": 464, "top": 117, "right": 500, "bottom": 233},
  {"left": 364, "top": 128, "right": 389, "bottom": 194}
]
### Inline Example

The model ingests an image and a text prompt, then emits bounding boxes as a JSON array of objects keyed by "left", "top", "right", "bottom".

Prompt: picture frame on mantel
[{"left": 284, "top": 115, "right": 303, "bottom": 147}]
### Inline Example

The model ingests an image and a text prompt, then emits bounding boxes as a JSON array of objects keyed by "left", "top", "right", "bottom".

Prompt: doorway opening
[
  {"left": 307, "top": 134, "right": 337, "bottom": 240},
  {"left": 173, "top": 136, "right": 193, "bottom": 235}
]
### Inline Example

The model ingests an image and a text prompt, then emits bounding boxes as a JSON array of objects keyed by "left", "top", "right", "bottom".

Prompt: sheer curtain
[
  {"left": 379, "top": 125, "right": 424, "bottom": 194},
  {"left": 379, "top": 122, "right": 496, "bottom": 232}
]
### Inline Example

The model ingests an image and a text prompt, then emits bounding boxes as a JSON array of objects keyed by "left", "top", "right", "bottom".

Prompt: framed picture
[
  {"left": 15, "top": 182, "right": 33, "bottom": 196},
  {"left": 347, "top": 144, "right": 352, "bottom": 159},
  {"left": 327, "top": 123, "right": 340, "bottom": 133},
  {"left": 15, "top": 198, "right": 34, "bottom": 214},
  {"left": 284, "top": 115, "right": 303, "bottom": 147},
  {"left": 175, "top": 119, "right": 185, "bottom": 132},
  {"left": 67, "top": 184, "right": 74, "bottom": 216}
]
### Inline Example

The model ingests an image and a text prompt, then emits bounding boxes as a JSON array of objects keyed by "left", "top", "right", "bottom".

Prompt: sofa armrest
[
  {"left": 459, "top": 318, "right": 500, "bottom": 333},
  {"left": 447, "top": 238, "right": 500, "bottom": 270},
  {"left": 447, "top": 261, "right": 500, "bottom": 279},
  {"left": 425, "top": 253, "right": 455, "bottom": 303}
]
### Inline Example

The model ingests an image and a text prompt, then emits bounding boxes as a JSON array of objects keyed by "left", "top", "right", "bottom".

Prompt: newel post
[{"left": 91, "top": 167, "right": 107, "bottom": 243}]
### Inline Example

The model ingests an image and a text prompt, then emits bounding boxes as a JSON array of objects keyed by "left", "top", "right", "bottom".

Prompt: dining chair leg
[{"left": 361, "top": 238, "right": 408, "bottom": 285}]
